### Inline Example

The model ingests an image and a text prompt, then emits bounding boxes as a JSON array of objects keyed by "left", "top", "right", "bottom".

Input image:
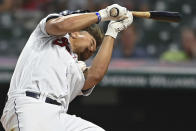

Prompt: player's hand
[
  {"left": 105, "top": 12, "right": 133, "bottom": 38},
  {"left": 77, "top": 61, "right": 88, "bottom": 72},
  {"left": 98, "top": 4, "right": 128, "bottom": 22}
]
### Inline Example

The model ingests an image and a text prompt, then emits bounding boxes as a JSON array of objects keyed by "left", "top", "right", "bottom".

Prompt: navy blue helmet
[{"left": 59, "top": 10, "right": 90, "bottom": 16}]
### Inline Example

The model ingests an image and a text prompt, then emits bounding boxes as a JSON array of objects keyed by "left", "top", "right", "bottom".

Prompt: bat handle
[{"left": 110, "top": 7, "right": 119, "bottom": 17}]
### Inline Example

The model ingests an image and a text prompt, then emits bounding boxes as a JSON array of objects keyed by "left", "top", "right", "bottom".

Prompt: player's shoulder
[
  {"left": 45, "top": 13, "right": 61, "bottom": 22},
  {"left": 40, "top": 13, "right": 61, "bottom": 24},
  {"left": 35, "top": 13, "right": 61, "bottom": 37}
]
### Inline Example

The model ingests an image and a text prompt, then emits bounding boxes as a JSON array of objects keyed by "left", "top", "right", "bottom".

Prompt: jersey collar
[{"left": 65, "top": 34, "right": 78, "bottom": 62}]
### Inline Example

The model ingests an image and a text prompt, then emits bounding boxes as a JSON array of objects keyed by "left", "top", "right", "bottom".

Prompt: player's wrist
[
  {"left": 95, "top": 12, "right": 101, "bottom": 23},
  {"left": 98, "top": 9, "right": 108, "bottom": 22}
]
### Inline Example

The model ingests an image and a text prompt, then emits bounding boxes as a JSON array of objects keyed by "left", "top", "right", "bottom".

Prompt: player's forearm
[
  {"left": 46, "top": 13, "right": 98, "bottom": 36},
  {"left": 91, "top": 36, "right": 114, "bottom": 75},
  {"left": 83, "top": 36, "right": 114, "bottom": 90}
]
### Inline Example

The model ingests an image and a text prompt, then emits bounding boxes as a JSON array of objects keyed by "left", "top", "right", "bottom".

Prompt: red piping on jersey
[{"left": 53, "top": 37, "right": 71, "bottom": 53}]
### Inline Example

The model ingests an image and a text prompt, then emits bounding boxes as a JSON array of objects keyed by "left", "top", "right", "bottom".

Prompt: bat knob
[{"left": 110, "top": 7, "right": 119, "bottom": 17}]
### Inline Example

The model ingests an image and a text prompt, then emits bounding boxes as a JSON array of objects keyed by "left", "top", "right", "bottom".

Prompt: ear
[{"left": 70, "top": 32, "right": 80, "bottom": 39}]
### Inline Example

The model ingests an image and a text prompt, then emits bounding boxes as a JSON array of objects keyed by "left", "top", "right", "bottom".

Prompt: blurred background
[{"left": 0, "top": 0, "right": 196, "bottom": 130}]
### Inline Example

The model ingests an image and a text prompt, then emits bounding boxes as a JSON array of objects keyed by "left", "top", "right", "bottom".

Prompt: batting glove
[
  {"left": 105, "top": 12, "right": 133, "bottom": 39},
  {"left": 77, "top": 61, "right": 88, "bottom": 72},
  {"left": 98, "top": 4, "right": 128, "bottom": 22}
]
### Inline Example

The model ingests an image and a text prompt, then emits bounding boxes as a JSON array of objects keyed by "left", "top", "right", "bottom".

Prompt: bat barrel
[{"left": 149, "top": 11, "right": 182, "bottom": 23}]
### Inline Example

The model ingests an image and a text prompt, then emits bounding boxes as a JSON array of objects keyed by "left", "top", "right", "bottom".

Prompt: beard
[
  {"left": 78, "top": 48, "right": 92, "bottom": 61},
  {"left": 78, "top": 53, "right": 86, "bottom": 61}
]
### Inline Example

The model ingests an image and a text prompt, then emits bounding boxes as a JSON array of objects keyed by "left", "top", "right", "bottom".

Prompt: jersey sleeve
[
  {"left": 80, "top": 86, "right": 95, "bottom": 96},
  {"left": 39, "top": 13, "right": 61, "bottom": 36}
]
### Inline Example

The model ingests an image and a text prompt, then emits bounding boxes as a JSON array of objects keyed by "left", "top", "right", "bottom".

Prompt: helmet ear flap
[{"left": 59, "top": 10, "right": 91, "bottom": 16}]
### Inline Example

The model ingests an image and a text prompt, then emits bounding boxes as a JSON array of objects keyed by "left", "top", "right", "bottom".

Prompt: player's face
[{"left": 71, "top": 31, "right": 97, "bottom": 61}]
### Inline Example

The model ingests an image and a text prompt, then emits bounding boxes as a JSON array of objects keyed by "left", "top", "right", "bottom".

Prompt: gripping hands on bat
[
  {"left": 98, "top": 4, "right": 133, "bottom": 38},
  {"left": 98, "top": 4, "right": 129, "bottom": 21},
  {"left": 98, "top": 4, "right": 181, "bottom": 23}
]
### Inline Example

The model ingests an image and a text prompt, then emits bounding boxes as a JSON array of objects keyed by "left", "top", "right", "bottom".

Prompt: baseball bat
[{"left": 110, "top": 8, "right": 182, "bottom": 23}]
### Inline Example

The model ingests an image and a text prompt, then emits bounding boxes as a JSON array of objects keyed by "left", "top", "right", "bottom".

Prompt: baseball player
[{"left": 1, "top": 4, "right": 133, "bottom": 131}]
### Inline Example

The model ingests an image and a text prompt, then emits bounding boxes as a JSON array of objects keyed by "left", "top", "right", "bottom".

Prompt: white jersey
[
  {"left": 1, "top": 14, "right": 103, "bottom": 131},
  {"left": 7, "top": 14, "right": 93, "bottom": 110}
]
